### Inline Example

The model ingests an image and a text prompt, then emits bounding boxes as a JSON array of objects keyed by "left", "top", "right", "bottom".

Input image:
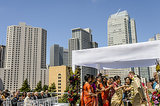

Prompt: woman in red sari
[{"left": 81, "top": 74, "right": 94, "bottom": 106}]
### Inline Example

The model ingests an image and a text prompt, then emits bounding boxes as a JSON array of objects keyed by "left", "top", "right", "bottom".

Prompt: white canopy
[{"left": 72, "top": 41, "right": 160, "bottom": 71}]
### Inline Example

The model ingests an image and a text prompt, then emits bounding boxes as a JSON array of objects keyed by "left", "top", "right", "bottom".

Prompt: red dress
[
  {"left": 81, "top": 82, "right": 93, "bottom": 106},
  {"left": 99, "top": 83, "right": 109, "bottom": 106}
]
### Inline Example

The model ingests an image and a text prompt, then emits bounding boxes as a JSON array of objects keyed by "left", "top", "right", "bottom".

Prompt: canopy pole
[{"left": 96, "top": 64, "right": 101, "bottom": 75}]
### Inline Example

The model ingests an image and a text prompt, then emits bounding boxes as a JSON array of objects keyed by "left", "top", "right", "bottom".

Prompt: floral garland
[
  {"left": 150, "top": 89, "right": 160, "bottom": 105},
  {"left": 68, "top": 67, "right": 80, "bottom": 106},
  {"left": 150, "top": 63, "right": 160, "bottom": 105}
]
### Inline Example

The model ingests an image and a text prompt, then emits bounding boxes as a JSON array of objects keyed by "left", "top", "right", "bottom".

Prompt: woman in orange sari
[
  {"left": 81, "top": 74, "right": 93, "bottom": 106},
  {"left": 102, "top": 77, "right": 111, "bottom": 106}
]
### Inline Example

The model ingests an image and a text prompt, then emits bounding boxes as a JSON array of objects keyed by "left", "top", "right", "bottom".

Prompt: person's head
[
  {"left": 103, "top": 77, "right": 108, "bottom": 83},
  {"left": 153, "top": 72, "right": 159, "bottom": 82},
  {"left": 27, "top": 92, "right": 31, "bottom": 98},
  {"left": 114, "top": 76, "right": 121, "bottom": 84},
  {"left": 45, "top": 90, "right": 48, "bottom": 94},
  {"left": 84, "top": 74, "right": 92, "bottom": 83},
  {"left": 41, "top": 91, "right": 44, "bottom": 96},
  {"left": 97, "top": 76, "right": 102, "bottom": 83},
  {"left": 23, "top": 92, "right": 27, "bottom": 97},
  {"left": 108, "top": 77, "right": 114, "bottom": 85},
  {"left": 128, "top": 71, "right": 135, "bottom": 79},
  {"left": 34, "top": 92, "right": 39, "bottom": 96},
  {"left": 124, "top": 77, "right": 132, "bottom": 85}
]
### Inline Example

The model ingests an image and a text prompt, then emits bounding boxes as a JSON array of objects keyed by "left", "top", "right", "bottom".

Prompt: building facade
[
  {"left": 49, "top": 66, "right": 69, "bottom": 98},
  {"left": 0, "top": 22, "right": 48, "bottom": 91},
  {"left": 68, "top": 28, "right": 98, "bottom": 83},
  {"left": 0, "top": 45, "right": 5, "bottom": 68},
  {"left": 107, "top": 10, "right": 137, "bottom": 46},
  {"left": 50, "top": 44, "right": 68, "bottom": 66}
]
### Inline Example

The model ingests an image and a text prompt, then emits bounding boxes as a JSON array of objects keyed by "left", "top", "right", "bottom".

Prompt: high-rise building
[
  {"left": 139, "top": 67, "right": 150, "bottom": 81},
  {"left": 68, "top": 28, "right": 98, "bottom": 82},
  {"left": 107, "top": 10, "right": 137, "bottom": 46},
  {"left": 0, "top": 22, "right": 48, "bottom": 91},
  {"left": 107, "top": 10, "right": 138, "bottom": 83},
  {"left": 50, "top": 44, "right": 68, "bottom": 66},
  {"left": 50, "top": 44, "right": 63, "bottom": 66},
  {"left": 0, "top": 45, "right": 5, "bottom": 68},
  {"left": 63, "top": 49, "right": 68, "bottom": 66},
  {"left": 49, "top": 66, "right": 70, "bottom": 98}
]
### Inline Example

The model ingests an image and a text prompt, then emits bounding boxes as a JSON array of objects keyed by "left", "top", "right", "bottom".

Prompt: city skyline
[{"left": 0, "top": 0, "right": 160, "bottom": 64}]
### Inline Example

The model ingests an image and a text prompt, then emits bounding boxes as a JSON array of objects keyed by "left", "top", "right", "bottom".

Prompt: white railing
[{"left": 2, "top": 97, "right": 58, "bottom": 106}]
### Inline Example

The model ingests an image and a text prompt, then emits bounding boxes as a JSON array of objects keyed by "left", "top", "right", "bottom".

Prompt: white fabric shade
[{"left": 72, "top": 41, "right": 160, "bottom": 71}]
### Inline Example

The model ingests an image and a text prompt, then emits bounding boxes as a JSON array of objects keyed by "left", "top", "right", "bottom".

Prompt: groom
[{"left": 128, "top": 71, "right": 147, "bottom": 106}]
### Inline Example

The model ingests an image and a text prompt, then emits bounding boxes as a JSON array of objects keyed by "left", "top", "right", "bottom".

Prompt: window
[
  {"left": 58, "top": 83, "right": 61, "bottom": 85},
  {"left": 58, "top": 90, "right": 61, "bottom": 92}
]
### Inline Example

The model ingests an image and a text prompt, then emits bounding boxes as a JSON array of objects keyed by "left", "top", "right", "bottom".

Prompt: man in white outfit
[{"left": 24, "top": 92, "right": 31, "bottom": 106}]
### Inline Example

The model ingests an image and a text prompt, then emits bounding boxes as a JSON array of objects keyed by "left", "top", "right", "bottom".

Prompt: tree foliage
[
  {"left": 20, "top": 79, "right": 31, "bottom": 92},
  {"left": 35, "top": 81, "right": 42, "bottom": 92},
  {"left": 48, "top": 82, "right": 56, "bottom": 96},
  {"left": 42, "top": 85, "right": 48, "bottom": 91}
]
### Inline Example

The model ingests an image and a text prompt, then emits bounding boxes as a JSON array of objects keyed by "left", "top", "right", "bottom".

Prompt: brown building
[{"left": 49, "top": 65, "right": 69, "bottom": 98}]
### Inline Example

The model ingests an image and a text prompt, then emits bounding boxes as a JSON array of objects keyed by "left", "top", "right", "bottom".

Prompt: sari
[
  {"left": 81, "top": 82, "right": 93, "bottom": 106},
  {"left": 111, "top": 82, "right": 123, "bottom": 106}
]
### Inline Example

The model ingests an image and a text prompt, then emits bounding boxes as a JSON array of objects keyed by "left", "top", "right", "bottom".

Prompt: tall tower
[
  {"left": 107, "top": 10, "right": 137, "bottom": 46},
  {"left": 68, "top": 28, "right": 98, "bottom": 82},
  {"left": 0, "top": 45, "right": 5, "bottom": 68},
  {"left": 1, "top": 22, "right": 48, "bottom": 91}
]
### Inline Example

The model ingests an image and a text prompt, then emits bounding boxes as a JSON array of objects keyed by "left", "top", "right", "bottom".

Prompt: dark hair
[
  {"left": 109, "top": 77, "right": 115, "bottom": 81},
  {"left": 124, "top": 77, "right": 132, "bottom": 84},
  {"left": 129, "top": 71, "right": 135, "bottom": 75},
  {"left": 84, "top": 74, "right": 91, "bottom": 82},
  {"left": 102, "top": 77, "right": 108, "bottom": 87},
  {"left": 91, "top": 75, "right": 94, "bottom": 80},
  {"left": 149, "top": 78, "right": 155, "bottom": 82},
  {"left": 114, "top": 76, "right": 120, "bottom": 81}
]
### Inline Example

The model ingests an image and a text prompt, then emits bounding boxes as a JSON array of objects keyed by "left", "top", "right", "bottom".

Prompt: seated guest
[
  {"left": 24, "top": 93, "right": 31, "bottom": 106},
  {"left": 34, "top": 92, "right": 40, "bottom": 100},
  {"left": 45, "top": 90, "right": 51, "bottom": 98},
  {"left": 40, "top": 91, "right": 45, "bottom": 99},
  {"left": 11, "top": 92, "right": 19, "bottom": 106}
]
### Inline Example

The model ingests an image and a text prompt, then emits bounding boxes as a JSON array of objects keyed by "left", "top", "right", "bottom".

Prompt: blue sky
[{"left": 0, "top": 0, "right": 160, "bottom": 64}]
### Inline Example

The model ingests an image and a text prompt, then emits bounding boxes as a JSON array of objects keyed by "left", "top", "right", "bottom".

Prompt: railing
[{"left": 2, "top": 97, "right": 58, "bottom": 106}]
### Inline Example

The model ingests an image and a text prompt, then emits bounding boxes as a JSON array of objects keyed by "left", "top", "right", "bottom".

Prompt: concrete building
[
  {"left": 63, "top": 49, "right": 68, "bottom": 66},
  {"left": 50, "top": 44, "right": 68, "bottom": 66},
  {"left": 49, "top": 66, "right": 69, "bottom": 98},
  {"left": 108, "top": 10, "right": 137, "bottom": 46},
  {"left": 68, "top": 28, "right": 98, "bottom": 83},
  {"left": 0, "top": 22, "right": 48, "bottom": 91},
  {"left": 0, "top": 45, "right": 5, "bottom": 68},
  {"left": 149, "top": 34, "right": 160, "bottom": 41}
]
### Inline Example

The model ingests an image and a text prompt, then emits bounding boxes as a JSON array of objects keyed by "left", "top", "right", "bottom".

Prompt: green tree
[
  {"left": 20, "top": 79, "right": 31, "bottom": 92},
  {"left": 42, "top": 85, "right": 48, "bottom": 91},
  {"left": 48, "top": 82, "right": 56, "bottom": 96},
  {"left": 35, "top": 81, "right": 42, "bottom": 92}
]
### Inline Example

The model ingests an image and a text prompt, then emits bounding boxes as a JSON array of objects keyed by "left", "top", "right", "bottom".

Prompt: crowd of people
[
  {"left": 80, "top": 71, "right": 156, "bottom": 106},
  {"left": 0, "top": 90, "right": 51, "bottom": 106}
]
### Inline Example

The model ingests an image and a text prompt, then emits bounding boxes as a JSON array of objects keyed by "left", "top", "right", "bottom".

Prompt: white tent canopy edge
[{"left": 72, "top": 41, "right": 160, "bottom": 72}]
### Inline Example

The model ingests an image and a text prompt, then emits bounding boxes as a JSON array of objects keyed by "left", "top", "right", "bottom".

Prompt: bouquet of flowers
[
  {"left": 68, "top": 67, "right": 80, "bottom": 106},
  {"left": 150, "top": 89, "right": 160, "bottom": 105}
]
